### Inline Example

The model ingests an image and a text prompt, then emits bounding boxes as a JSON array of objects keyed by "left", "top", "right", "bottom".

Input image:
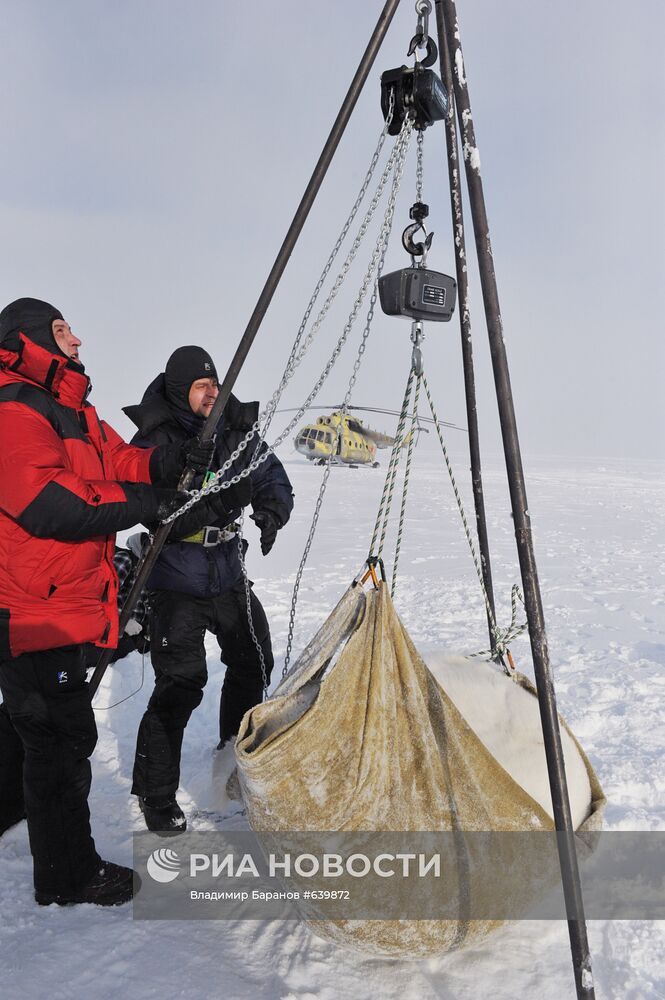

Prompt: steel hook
[
  {"left": 406, "top": 34, "right": 438, "bottom": 68},
  {"left": 402, "top": 220, "right": 434, "bottom": 259}
]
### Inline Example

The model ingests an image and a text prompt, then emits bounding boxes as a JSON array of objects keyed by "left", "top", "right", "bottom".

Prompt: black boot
[
  {"left": 216, "top": 736, "right": 235, "bottom": 751},
  {"left": 138, "top": 795, "right": 187, "bottom": 834},
  {"left": 35, "top": 860, "right": 138, "bottom": 907}
]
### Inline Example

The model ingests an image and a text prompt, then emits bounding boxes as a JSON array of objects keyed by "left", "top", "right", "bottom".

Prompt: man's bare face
[
  {"left": 52, "top": 319, "right": 82, "bottom": 363},
  {"left": 188, "top": 377, "right": 219, "bottom": 418}
]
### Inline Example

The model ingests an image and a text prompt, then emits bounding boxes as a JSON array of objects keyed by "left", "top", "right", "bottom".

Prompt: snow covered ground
[{"left": 1, "top": 448, "right": 663, "bottom": 999}]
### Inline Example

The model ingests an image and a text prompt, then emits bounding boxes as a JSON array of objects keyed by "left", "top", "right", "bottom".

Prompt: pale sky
[{"left": 0, "top": 0, "right": 662, "bottom": 461}]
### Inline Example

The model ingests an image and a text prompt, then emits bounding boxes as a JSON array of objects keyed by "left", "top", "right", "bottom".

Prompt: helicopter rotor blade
[
  {"left": 342, "top": 405, "right": 465, "bottom": 433},
  {"left": 273, "top": 404, "right": 465, "bottom": 433}
]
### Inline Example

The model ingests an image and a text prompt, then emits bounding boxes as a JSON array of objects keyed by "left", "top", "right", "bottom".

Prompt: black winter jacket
[{"left": 123, "top": 377, "right": 293, "bottom": 597}]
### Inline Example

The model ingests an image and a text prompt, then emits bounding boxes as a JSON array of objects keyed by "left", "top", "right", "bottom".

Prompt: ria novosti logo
[{"left": 146, "top": 848, "right": 181, "bottom": 883}]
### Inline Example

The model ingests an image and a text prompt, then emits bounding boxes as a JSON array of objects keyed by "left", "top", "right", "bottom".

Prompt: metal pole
[
  {"left": 433, "top": 0, "right": 497, "bottom": 653},
  {"left": 438, "top": 2, "right": 596, "bottom": 997},
  {"left": 89, "top": 0, "right": 403, "bottom": 698}
]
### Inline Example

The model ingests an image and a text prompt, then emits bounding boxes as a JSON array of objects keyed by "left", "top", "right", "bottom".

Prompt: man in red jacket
[{"left": 0, "top": 297, "right": 221, "bottom": 907}]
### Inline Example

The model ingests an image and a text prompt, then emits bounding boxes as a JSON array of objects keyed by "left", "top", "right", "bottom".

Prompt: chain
[
  {"left": 366, "top": 129, "right": 427, "bottom": 564},
  {"left": 161, "top": 111, "right": 414, "bottom": 529},
  {"left": 267, "top": 115, "right": 406, "bottom": 418},
  {"left": 157, "top": 113, "right": 420, "bottom": 690},
  {"left": 234, "top": 513, "right": 270, "bottom": 694},
  {"left": 416, "top": 130, "right": 424, "bottom": 203},
  {"left": 259, "top": 89, "right": 396, "bottom": 443},
  {"left": 177, "top": 109, "right": 412, "bottom": 685},
  {"left": 159, "top": 431, "right": 260, "bottom": 524},
  {"left": 264, "top": 118, "right": 412, "bottom": 450},
  {"left": 227, "top": 106, "right": 405, "bottom": 666},
  {"left": 371, "top": 114, "right": 426, "bottom": 576},
  {"left": 281, "top": 114, "right": 414, "bottom": 676},
  {"left": 158, "top": 110, "right": 404, "bottom": 700}
]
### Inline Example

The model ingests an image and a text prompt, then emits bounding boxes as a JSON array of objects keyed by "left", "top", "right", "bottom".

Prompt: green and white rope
[
  {"left": 472, "top": 583, "right": 527, "bottom": 661},
  {"left": 369, "top": 366, "right": 415, "bottom": 558},
  {"left": 391, "top": 371, "right": 421, "bottom": 597}
]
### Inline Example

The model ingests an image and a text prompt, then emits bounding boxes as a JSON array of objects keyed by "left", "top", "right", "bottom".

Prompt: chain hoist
[
  {"left": 380, "top": 0, "right": 447, "bottom": 136},
  {"left": 379, "top": 6, "right": 457, "bottom": 325}
]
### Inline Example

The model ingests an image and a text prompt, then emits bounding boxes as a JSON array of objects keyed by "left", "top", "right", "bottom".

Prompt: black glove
[
  {"left": 136, "top": 486, "right": 190, "bottom": 526},
  {"left": 250, "top": 509, "right": 280, "bottom": 555},
  {"left": 150, "top": 435, "right": 216, "bottom": 485},
  {"left": 185, "top": 435, "right": 216, "bottom": 474},
  {"left": 155, "top": 489, "right": 191, "bottom": 523},
  {"left": 166, "top": 478, "right": 252, "bottom": 541},
  {"left": 214, "top": 475, "right": 252, "bottom": 513}
]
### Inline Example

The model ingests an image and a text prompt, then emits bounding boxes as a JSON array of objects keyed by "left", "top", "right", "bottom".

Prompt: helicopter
[{"left": 287, "top": 405, "right": 465, "bottom": 467}]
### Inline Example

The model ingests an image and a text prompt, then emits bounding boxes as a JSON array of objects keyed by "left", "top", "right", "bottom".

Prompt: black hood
[
  {"left": 0, "top": 297, "right": 65, "bottom": 356},
  {"left": 125, "top": 372, "right": 205, "bottom": 437},
  {"left": 164, "top": 345, "right": 218, "bottom": 415},
  {"left": 123, "top": 373, "right": 259, "bottom": 440}
]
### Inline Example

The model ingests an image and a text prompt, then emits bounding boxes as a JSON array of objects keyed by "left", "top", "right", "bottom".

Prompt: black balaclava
[
  {"left": 164, "top": 345, "right": 218, "bottom": 416},
  {"left": 0, "top": 297, "right": 66, "bottom": 356}
]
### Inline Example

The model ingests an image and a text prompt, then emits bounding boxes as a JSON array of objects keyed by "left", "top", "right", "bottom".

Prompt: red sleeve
[
  {"left": 0, "top": 406, "right": 128, "bottom": 516},
  {"left": 0, "top": 404, "right": 147, "bottom": 539},
  {"left": 102, "top": 420, "right": 154, "bottom": 483}
]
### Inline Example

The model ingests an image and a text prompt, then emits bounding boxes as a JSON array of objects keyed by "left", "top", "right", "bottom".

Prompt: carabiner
[
  {"left": 415, "top": 0, "right": 431, "bottom": 43},
  {"left": 410, "top": 320, "right": 424, "bottom": 376},
  {"left": 356, "top": 556, "right": 386, "bottom": 589}
]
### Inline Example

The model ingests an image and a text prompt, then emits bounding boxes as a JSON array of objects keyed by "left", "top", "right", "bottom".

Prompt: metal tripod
[{"left": 89, "top": 2, "right": 596, "bottom": 995}]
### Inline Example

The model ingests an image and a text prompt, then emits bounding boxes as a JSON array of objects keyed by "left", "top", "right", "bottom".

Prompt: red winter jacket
[{"left": 0, "top": 335, "right": 156, "bottom": 657}]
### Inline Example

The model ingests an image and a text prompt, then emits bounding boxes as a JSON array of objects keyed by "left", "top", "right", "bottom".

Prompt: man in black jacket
[{"left": 125, "top": 345, "right": 293, "bottom": 832}]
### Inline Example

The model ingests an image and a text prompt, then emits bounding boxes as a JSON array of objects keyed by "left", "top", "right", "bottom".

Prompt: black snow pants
[
  {"left": 0, "top": 645, "right": 100, "bottom": 894},
  {"left": 132, "top": 585, "right": 273, "bottom": 800}
]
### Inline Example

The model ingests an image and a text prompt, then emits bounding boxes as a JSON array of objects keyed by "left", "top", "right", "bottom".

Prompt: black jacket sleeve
[
  {"left": 248, "top": 443, "right": 294, "bottom": 528},
  {"left": 18, "top": 481, "right": 158, "bottom": 541}
]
